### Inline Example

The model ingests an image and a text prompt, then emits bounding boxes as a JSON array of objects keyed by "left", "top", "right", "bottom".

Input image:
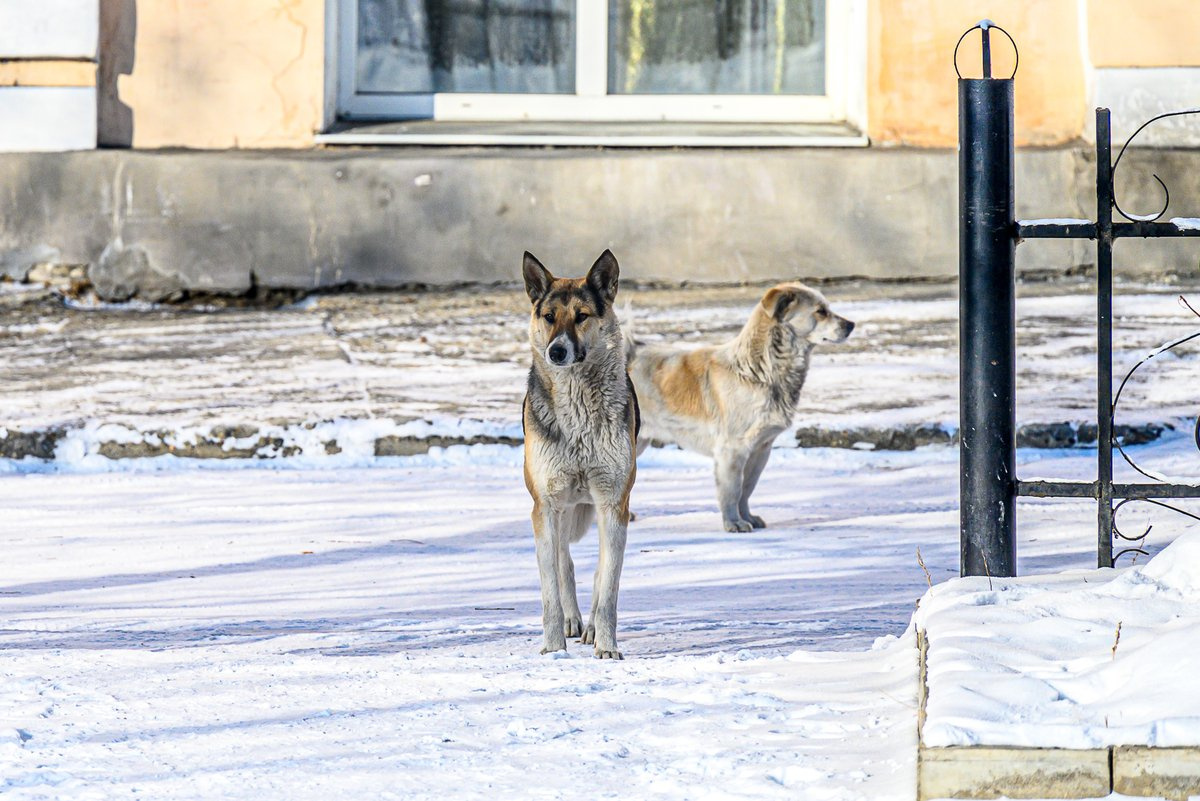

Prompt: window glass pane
[
  {"left": 608, "top": 0, "right": 824, "bottom": 95},
  {"left": 357, "top": 0, "right": 575, "bottom": 94}
]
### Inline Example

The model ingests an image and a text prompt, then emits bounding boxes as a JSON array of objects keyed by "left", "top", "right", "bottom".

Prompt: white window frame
[{"left": 336, "top": 0, "right": 865, "bottom": 125}]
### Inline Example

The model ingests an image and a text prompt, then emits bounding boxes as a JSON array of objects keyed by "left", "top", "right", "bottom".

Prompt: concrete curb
[
  {"left": 916, "top": 629, "right": 1200, "bottom": 800},
  {"left": 0, "top": 424, "right": 521, "bottom": 462},
  {"left": 1114, "top": 747, "right": 1200, "bottom": 800},
  {"left": 918, "top": 745, "right": 1111, "bottom": 799},
  {"left": 0, "top": 420, "right": 1171, "bottom": 464},
  {"left": 793, "top": 421, "right": 1166, "bottom": 451}
]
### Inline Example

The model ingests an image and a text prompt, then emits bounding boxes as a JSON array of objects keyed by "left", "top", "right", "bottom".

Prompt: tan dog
[
  {"left": 522, "top": 250, "right": 639, "bottom": 659},
  {"left": 628, "top": 283, "right": 853, "bottom": 532}
]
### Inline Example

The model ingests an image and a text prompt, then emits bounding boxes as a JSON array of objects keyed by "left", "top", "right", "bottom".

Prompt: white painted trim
[
  {"left": 1094, "top": 67, "right": 1200, "bottom": 147},
  {"left": 1076, "top": 0, "right": 1095, "bottom": 145},
  {"left": 322, "top": 0, "right": 340, "bottom": 131},
  {"left": 0, "top": 87, "right": 96, "bottom": 152},
  {"left": 336, "top": 0, "right": 360, "bottom": 120},
  {"left": 435, "top": 94, "right": 838, "bottom": 122},
  {"left": 316, "top": 130, "right": 868, "bottom": 148},
  {"left": 574, "top": 0, "right": 607, "bottom": 97},
  {"left": 334, "top": 0, "right": 863, "bottom": 127},
  {"left": 344, "top": 92, "right": 839, "bottom": 123},
  {"left": 841, "top": 0, "right": 869, "bottom": 136},
  {"left": 0, "top": 0, "right": 98, "bottom": 59}
]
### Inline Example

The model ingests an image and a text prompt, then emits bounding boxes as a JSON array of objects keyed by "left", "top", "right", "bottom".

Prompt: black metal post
[
  {"left": 1096, "top": 108, "right": 1116, "bottom": 569},
  {"left": 959, "top": 52, "right": 1017, "bottom": 578}
]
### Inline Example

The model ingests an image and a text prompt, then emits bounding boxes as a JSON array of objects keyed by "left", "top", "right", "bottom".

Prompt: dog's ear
[
  {"left": 586, "top": 249, "right": 620, "bottom": 304},
  {"left": 522, "top": 252, "right": 554, "bottom": 304},
  {"left": 761, "top": 287, "right": 800, "bottom": 322}
]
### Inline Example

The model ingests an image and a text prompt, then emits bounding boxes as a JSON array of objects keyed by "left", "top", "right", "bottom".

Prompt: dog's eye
[
  {"left": 542, "top": 312, "right": 555, "bottom": 324},
  {"left": 576, "top": 312, "right": 589, "bottom": 324},
  {"left": 816, "top": 308, "right": 828, "bottom": 319}
]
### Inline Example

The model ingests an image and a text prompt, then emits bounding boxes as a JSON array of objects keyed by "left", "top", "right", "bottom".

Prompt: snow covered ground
[
  {"left": 5, "top": 280, "right": 1200, "bottom": 799},
  {"left": 5, "top": 434, "right": 1197, "bottom": 799}
]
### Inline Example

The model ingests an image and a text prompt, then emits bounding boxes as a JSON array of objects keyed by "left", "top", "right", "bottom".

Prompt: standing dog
[
  {"left": 628, "top": 282, "right": 853, "bottom": 532},
  {"left": 522, "top": 250, "right": 639, "bottom": 659}
]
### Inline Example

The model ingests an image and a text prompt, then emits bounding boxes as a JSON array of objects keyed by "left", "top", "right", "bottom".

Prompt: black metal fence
[{"left": 956, "top": 21, "right": 1200, "bottom": 575}]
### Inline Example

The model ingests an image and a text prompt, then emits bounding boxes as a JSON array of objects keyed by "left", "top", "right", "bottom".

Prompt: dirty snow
[{"left": 7, "top": 282, "right": 1200, "bottom": 445}]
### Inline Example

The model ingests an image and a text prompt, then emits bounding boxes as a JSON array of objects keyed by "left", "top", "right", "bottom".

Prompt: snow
[
  {"left": 5, "top": 433, "right": 1199, "bottom": 798},
  {"left": 1170, "top": 217, "right": 1200, "bottom": 231},
  {"left": 917, "top": 530, "right": 1200, "bottom": 749},
  {"left": 1, "top": 447, "right": 936, "bottom": 799},
  {"left": 1018, "top": 218, "right": 1094, "bottom": 226}
]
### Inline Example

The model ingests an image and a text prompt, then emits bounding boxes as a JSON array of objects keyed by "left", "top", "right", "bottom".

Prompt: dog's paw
[
  {"left": 580, "top": 624, "right": 596, "bottom": 644},
  {"left": 540, "top": 643, "right": 567, "bottom": 655},
  {"left": 748, "top": 514, "right": 767, "bottom": 529},
  {"left": 723, "top": 518, "right": 754, "bottom": 533},
  {"left": 564, "top": 616, "right": 584, "bottom": 638},
  {"left": 595, "top": 648, "right": 624, "bottom": 660}
]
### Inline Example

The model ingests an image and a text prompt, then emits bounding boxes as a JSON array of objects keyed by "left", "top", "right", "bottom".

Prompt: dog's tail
[{"left": 618, "top": 299, "right": 637, "bottom": 362}]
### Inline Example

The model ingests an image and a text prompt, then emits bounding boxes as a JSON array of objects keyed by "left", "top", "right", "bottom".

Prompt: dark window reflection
[
  {"left": 609, "top": 0, "right": 824, "bottom": 95},
  {"left": 358, "top": 0, "right": 576, "bottom": 93}
]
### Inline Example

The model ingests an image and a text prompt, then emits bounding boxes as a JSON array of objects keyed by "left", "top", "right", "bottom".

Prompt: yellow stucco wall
[
  {"left": 95, "top": 0, "right": 1199, "bottom": 150},
  {"left": 1088, "top": 0, "right": 1200, "bottom": 68},
  {"left": 868, "top": 0, "right": 1087, "bottom": 147},
  {"left": 103, "top": 0, "right": 325, "bottom": 149}
]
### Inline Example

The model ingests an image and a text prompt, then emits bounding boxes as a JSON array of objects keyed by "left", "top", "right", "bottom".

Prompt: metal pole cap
[{"left": 955, "top": 21, "right": 1018, "bottom": 80}]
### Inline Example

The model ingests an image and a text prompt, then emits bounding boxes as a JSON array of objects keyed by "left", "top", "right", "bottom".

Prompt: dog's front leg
[
  {"left": 715, "top": 446, "right": 752, "bottom": 532},
  {"left": 587, "top": 503, "right": 627, "bottom": 659},
  {"left": 556, "top": 507, "right": 586, "bottom": 639},
  {"left": 532, "top": 502, "right": 567, "bottom": 654},
  {"left": 738, "top": 441, "right": 773, "bottom": 529}
]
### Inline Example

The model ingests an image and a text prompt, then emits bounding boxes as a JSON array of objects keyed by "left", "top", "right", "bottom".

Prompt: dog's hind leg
[
  {"left": 738, "top": 441, "right": 773, "bottom": 529},
  {"left": 557, "top": 505, "right": 593, "bottom": 639},
  {"left": 714, "top": 444, "right": 753, "bottom": 532},
  {"left": 532, "top": 502, "right": 567, "bottom": 654}
]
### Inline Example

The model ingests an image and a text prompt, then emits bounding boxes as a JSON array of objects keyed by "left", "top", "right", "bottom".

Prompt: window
[{"left": 337, "top": 0, "right": 862, "bottom": 124}]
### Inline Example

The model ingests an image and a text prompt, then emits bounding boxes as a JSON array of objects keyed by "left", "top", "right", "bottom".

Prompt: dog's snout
[{"left": 546, "top": 334, "right": 585, "bottom": 366}]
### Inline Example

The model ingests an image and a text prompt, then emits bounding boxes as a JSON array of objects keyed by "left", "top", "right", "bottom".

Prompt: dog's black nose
[
  {"left": 843, "top": 320, "right": 856, "bottom": 335},
  {"left": 548, "top": 343, "right": 568, "bottom": 364}
]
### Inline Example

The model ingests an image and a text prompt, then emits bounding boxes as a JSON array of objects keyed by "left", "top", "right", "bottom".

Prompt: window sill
[{"left": 315, "top": 120, "right": 868, "bottom": 149}]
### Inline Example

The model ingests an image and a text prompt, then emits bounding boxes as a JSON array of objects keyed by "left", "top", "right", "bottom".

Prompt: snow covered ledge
[{"left": 914, "top": 532, "right": 1200, "bottom": 800}]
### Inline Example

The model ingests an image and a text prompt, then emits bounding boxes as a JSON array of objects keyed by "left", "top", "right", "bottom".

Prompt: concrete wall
[{"left": 10, "top": 144, "right": 1196, "bottom": 299}]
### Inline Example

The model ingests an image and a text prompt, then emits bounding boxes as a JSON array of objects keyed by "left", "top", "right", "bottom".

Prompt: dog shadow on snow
[{"left": 2, "top": 470, "right": 955, "bottom": 657}]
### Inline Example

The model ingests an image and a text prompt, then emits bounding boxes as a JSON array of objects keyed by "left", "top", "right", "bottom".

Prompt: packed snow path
[
  {"left": 5, "top": 436, "right": 1184, "bottom": 800},
  {"left": 7, "top": 279, "right": 1200, "bottom": 440}
]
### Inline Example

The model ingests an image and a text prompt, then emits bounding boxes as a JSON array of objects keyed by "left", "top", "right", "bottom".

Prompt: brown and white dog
[
  {"left": 627, "top": 282, "right": 853, "bottom": 532},
  {"left": 522, "top": 250, "right": 639, "bottom": 659}
]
